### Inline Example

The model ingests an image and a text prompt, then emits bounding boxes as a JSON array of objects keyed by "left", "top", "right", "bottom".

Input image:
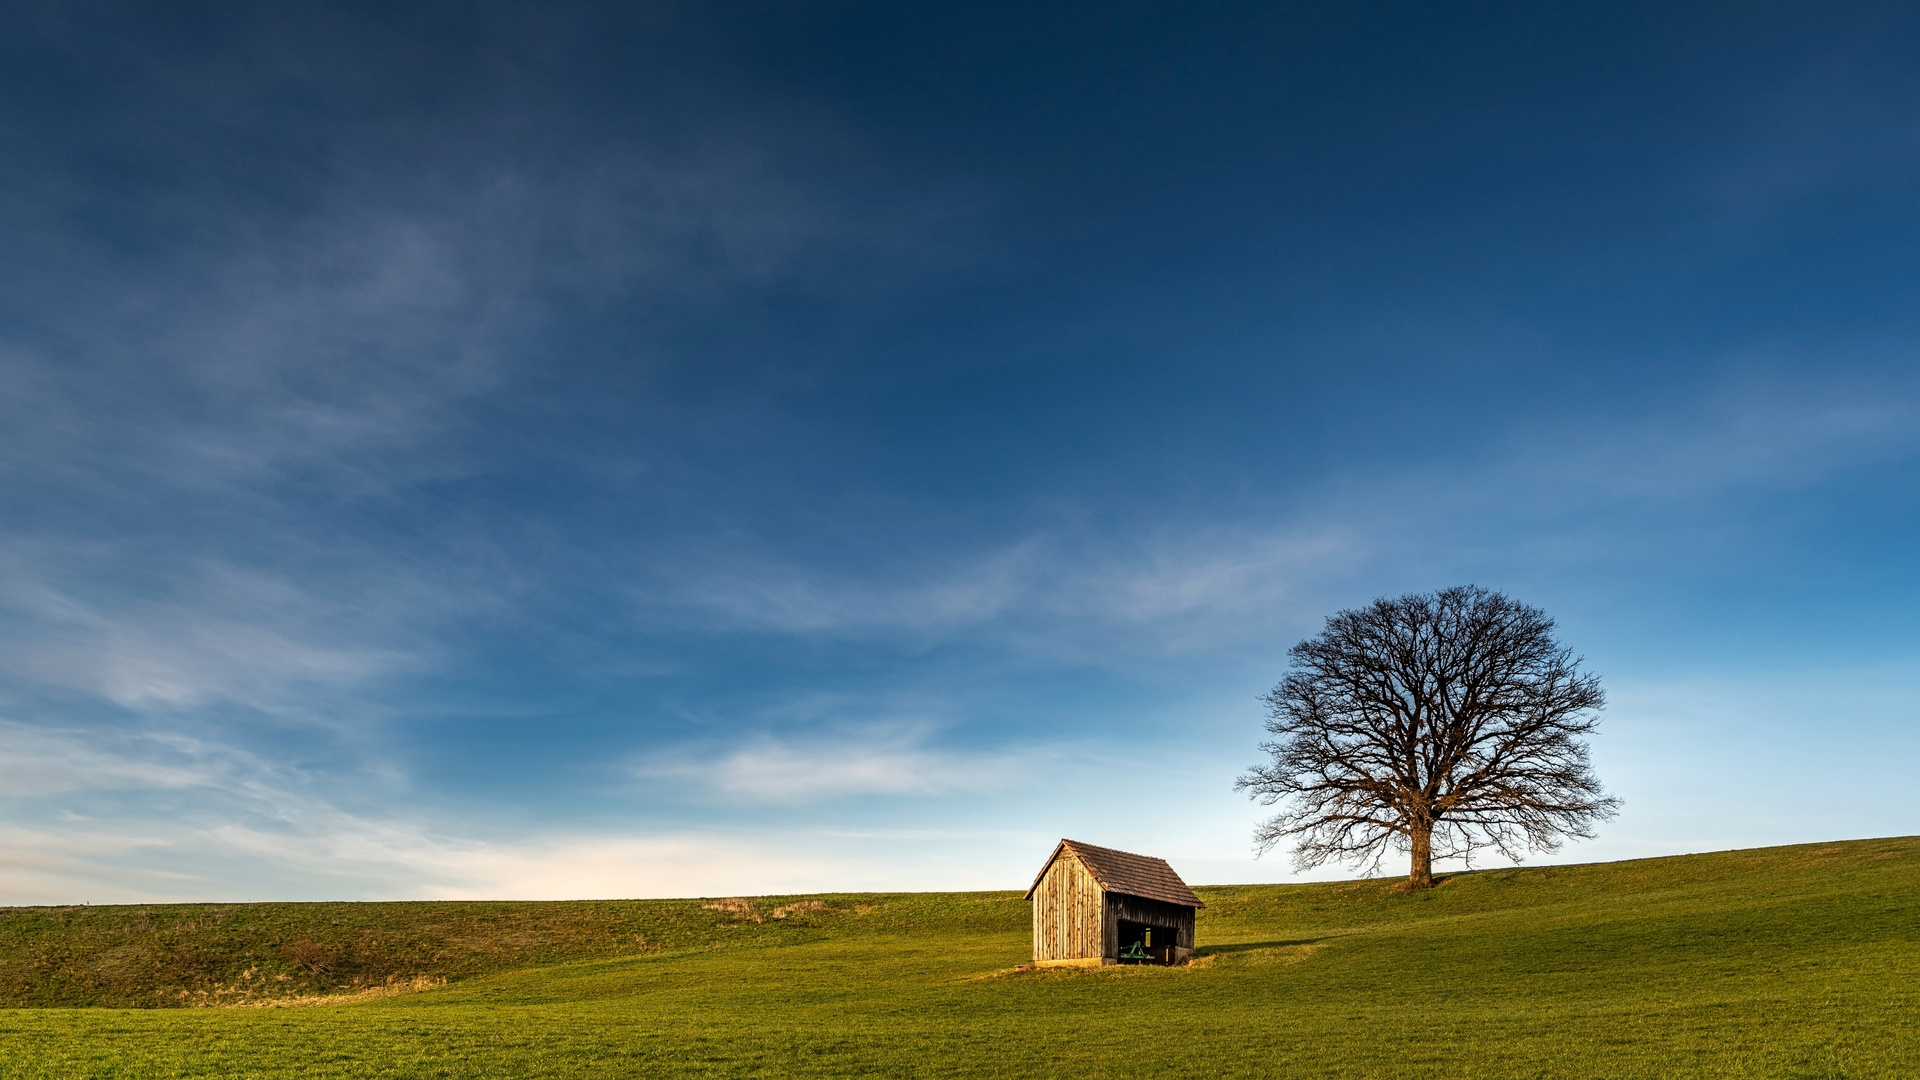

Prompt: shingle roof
[{"left": 1023, "top": 839, "right": 1206, "bottom": 908}]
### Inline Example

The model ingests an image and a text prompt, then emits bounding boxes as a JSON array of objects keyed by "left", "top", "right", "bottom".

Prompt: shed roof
[{"left": 1023, "top": 839, "right": 1205, "bottom": 908}]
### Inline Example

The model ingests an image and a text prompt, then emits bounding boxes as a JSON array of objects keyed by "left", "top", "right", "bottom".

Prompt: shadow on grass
[{"left": 1195, "top": 938, "right": 1328, "bottom": 955}]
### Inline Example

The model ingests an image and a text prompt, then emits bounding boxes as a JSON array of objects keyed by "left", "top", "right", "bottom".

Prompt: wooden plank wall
[{"left": 1031, "top": 852, "right": 1105, "bottom": 961}]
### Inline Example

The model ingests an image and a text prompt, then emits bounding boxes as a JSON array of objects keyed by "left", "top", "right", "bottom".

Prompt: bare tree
[{"left": 1236, "top": 586, "right": 1619, "bottom": 890}]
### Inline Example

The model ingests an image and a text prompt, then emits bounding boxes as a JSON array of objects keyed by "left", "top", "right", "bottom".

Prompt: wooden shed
[{"left": 1024, "top": 839, "right": 1204, "bottom": 966}]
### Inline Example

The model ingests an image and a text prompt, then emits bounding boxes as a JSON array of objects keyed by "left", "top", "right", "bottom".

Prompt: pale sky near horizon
[{"left": 3, "top": 2, "right": 1919, "bottom": 904}]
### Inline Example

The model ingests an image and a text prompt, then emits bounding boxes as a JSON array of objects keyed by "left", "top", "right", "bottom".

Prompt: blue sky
[{"left": 2, "top": 2, "right": 1918, "bottom": 903}]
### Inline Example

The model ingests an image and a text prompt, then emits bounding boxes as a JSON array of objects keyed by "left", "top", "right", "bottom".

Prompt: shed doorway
[{"left": 1117, "top": 920, "right": 1179, "bottom": 965}]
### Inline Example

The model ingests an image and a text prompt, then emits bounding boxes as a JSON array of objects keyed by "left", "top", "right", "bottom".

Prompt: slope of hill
[
  {"left": 0, "top": 892, "right": 903, "bottom": 1008},
  {"left": 3, "top": 836, "right": 1917, "bottom": 1078}
]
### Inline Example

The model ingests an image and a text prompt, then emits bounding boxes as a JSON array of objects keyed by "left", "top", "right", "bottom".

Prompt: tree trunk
[{"left": 1407, "top": 820, "right": 1434, "bottom": 890}]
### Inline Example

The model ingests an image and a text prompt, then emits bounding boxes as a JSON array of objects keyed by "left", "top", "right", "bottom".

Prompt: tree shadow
[{"left": 1194, "top": 938, "right": 1327, "bottom": 955}]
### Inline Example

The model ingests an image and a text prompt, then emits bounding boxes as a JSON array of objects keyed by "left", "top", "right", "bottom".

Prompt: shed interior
[{"left": 1116, "top": 919, "right": 1181, "bottom": 965}]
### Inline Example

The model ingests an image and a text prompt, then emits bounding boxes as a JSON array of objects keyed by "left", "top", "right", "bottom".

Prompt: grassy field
[{"left": 2, "top": 837, "right": 1916, "bottom": 1078}]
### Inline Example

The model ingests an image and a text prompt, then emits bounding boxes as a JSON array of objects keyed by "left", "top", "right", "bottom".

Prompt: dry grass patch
[
  {"left": 701, "top": 898, "right": 763, "bottom": 923},
  {"left": 702, "top": 897, "right": 832, "bottom": 923},
  {"left": 233, "top": 976, "right": 447, "bottom": 1008}
]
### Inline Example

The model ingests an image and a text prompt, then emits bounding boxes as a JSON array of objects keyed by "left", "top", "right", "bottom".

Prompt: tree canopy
[{"left": 1237, "top": 586, "right": 1619, "bottom": 889}]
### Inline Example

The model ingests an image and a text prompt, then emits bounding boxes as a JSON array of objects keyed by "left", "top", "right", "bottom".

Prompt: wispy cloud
[
  {"left": 0, "top": 27, "right": 997, "bottom": 735},
  {"left": 0, "top": 813, "right": 1051, "bottom": 905},
  {"left": 1525, "top": 379, "right": 1920, "bottom": 502},
  {"left": 643, "top": 522, "right": 1363, "bottom": 652},
  {"left": 0, "top": 92, "right": 985, "bottom": 493},
  {"left": 0, "top": 722, "right": 217, "bottom": 797},
  {"left": 621, "top": 373, "right": 1920, "bottom": 663},
  {"left": 636, "top": 724, "right": 1042, "bottom": 804},
  {"left": 0, "top": 544, "right": 427, "bottom": 715},
  {"left": 0, "top": 213, "right": 507, "bottom": 495},
  {"left": 0, "top": 721, "right": 1049, "bottom": 902}
]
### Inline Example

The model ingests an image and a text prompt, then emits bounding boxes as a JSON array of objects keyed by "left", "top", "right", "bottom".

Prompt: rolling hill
[{"left": 3, "top": 836, "right": 1916, "bottom": 1077}]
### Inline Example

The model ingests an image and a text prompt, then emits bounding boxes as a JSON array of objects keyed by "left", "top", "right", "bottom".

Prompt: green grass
[{"left": 3, "top": 837, "right": 1917, "bottom": 1078}]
